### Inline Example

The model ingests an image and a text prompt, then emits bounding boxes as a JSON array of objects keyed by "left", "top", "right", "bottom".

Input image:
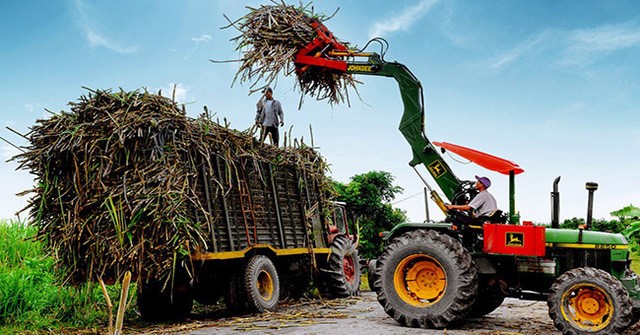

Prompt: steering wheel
[{"left": 451, "top": 180, "right": 478, "bottom": 205}]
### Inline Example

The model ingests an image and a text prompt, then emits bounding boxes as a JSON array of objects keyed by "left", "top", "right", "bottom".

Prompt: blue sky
[{"left": 2, "top": 0, "right": 640, "bottom": 224}]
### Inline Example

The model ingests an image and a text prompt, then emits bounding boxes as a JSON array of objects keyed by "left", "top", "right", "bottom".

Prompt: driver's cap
[{"left": 475, "top": 175, "right": 491, "bottom": 188}]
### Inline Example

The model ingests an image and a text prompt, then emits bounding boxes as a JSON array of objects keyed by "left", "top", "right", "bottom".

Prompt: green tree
[
  {"left": 559, "top": 217, "right": 625, "bottom": 233},
  {"left": 333, "top": 171, "right": 407, "bottom": 259},
  {"left": 611, "top": 204, "right": 640, "bottom": 250}
]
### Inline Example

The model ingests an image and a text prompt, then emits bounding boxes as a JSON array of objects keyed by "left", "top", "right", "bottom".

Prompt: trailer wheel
[
  {"left": 367, "top": 259, "right": 379, "bottom": 292},
  {"left": 375, "top": 229, "right": 477, "bottom": 328},
  {"left": 224, "top": 271, "right": 246, "bottom": 312},
  {"left": 137, "top": 279, "right": 193, "bottom": 321},
  {"left": 548, "top": 267, "right": 633, "bottom": 335},
  {"left": 282, "top": 271, "right": 312, "bottom": 299},
  {"left": 244, "top": 255, "right": 280, "bottom": 312},
  {"left": 193, "top": 276, "right": 223, "bottom": 305},
  {"left": 321, "top": 235, "right": 361, "bottom": 297}
]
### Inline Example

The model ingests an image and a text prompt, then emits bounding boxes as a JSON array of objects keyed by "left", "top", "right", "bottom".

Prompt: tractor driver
[{"left": 445, "top": 176, "right": 497, "bottom": 219}]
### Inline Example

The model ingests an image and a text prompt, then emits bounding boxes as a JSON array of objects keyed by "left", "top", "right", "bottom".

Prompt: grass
[
  {"left": 1, "top": 218, "right": 639, "bottom": 334},
  {"left": 0, "top": 219, "right": 136, "bottom": 334}
]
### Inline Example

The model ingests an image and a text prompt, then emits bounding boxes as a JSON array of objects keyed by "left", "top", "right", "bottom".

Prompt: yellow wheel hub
[
  {"left": 561, "top": 283, "right": 613, "bottom": 331},
  {"left": 394, "top": 254, "right": 447, "bottom": 307},
  {"left": 257, "top": 270, "right": 274, "bottom": 301}
]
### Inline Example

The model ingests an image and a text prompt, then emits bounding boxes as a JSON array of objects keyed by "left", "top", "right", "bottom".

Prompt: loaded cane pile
[
  {"left": 224, "top": 1, "right": 359, "bottom": 105},
  {"left": 15, "top": 89, "right": 330, "bottom": 284}
]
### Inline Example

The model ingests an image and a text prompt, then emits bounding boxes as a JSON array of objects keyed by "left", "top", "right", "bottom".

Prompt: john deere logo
[
  {"left": 428, "top": 161, "right": 447, "bottom": 178},
  {"left": 506, "top": 232, "right": 524, "bottom": 247},
  {"left": 347, "top": 64, "right": 375, "bottom": 72}
]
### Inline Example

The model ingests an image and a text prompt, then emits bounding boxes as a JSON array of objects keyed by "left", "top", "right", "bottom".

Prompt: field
[
  {"left": 0, "top": 220, "right": 135, "bottom": 334},
  {"left": 1, "top": 219, "right": 640, "bottom": 334}
]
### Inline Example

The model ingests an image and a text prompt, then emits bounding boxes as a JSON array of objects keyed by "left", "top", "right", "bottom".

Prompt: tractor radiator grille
[{"left": 551, "top": 248, "right": 612, "bottom": 273}]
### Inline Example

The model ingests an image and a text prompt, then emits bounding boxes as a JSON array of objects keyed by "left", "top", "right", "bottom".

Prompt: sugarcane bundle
[
  {"left": 225, "top": 1, "right": 359, "bottom": 105},
  {"left": 14, "top": 88, "right": 331, "bottom": 285}
]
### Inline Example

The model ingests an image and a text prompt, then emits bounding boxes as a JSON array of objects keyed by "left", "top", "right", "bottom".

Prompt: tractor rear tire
[
  {"left": 375, "top": 229, "right": 478, "bottom": 328},
  {"left": 137, "top": 279, "right": 193, "bottom": 321},
  {"left": 244, "top": 255, "right": 280, "bottom": 313},
  {"left": 548, "top": 267, "right": 633, "bottom": 335},
  {"left": 321, "top": 235, "right": 361, "bottom": 297}
]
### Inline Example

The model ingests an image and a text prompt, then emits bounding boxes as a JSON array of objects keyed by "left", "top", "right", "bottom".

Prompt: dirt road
[{"left": 130, "top": 291, "right": 640, "bottom": 335}]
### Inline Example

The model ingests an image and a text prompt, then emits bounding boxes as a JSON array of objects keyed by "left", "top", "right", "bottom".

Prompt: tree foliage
[
  {"left": 559, "top": 203, "right": 640, "bottom": 251},
  {"left": 559, "top": 217, "right": 627, "bottom": 233},
  {"left": 333, "top": 171, "right": 407, "bottom": 259}
]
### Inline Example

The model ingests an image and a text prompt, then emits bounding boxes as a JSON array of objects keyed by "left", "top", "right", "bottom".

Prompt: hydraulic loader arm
[{"left": 294, "top": 20, "right": 461, "bottom": 207}]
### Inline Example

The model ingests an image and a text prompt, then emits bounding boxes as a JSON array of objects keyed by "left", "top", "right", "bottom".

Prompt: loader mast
[
  {"left": 346, "top": 56, "right": 461, "bottom": 201},
  {"left": 294, "top": 19, "right": 461, "bottom": 205}
]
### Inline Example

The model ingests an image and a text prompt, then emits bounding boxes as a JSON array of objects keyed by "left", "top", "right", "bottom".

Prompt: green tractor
[
  {"left": 292, "top": 21, "right": 640, "bottom": 334},
  {"left": 369, "top": 175, "right": 640, "bottom": 335}
]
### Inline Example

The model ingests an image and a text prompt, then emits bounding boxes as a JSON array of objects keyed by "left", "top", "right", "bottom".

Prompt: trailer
[
  {"left": 14, "top": 89, "right": 361, "bottom": 322},
  {"left": 137, "top": 149, "right": 361, "bottom": 320}
]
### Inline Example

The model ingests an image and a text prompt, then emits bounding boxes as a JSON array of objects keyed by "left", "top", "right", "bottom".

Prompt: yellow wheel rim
[
  {"left": 257, "top": 269, "right": 274, "bottom": 301},
  {"left": 560, "top": 283, "right": 613, "bottom": 331},
  {"left": 394, "top": 254, "right": 447, "bottom": 307}
]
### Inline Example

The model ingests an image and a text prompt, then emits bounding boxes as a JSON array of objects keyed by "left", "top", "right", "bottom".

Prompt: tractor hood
[{"left": 545, "top": 228, "right": 628, "bottom": 246}]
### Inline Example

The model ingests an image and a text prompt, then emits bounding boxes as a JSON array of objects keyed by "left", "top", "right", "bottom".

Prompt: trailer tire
[
  {"left": 224, "top": 271, "right": 246, "bottom": 312},
  {"left": 321, "top": 235, "right": 361, "bottom": 297},
  {"left": 367, "top": 259, "right": 379, "bottom": 292},
  {"left": 548, "top": 267, "right": 633, "bottom": 335},
  {"left": 244, "top": 255, "right": 280, "bottom": 313},
  {"left": 375, "top": 229, "right": 477, "bottom": 328},
  {"left": 282, "top": 272, "right": 312, "bottom": 299},
  {"left": 193, "top": 277, "right": 223, "bottom": 305},
  {"left": 137, "top": 279, "right": 193, "bottom": 321}
]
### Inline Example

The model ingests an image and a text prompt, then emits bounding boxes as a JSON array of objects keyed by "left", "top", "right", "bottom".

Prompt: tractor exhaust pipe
[
  {"left": 551, "top": 176, "right": 561, "bottom": 228},
  {"left": 585, "top": 182, "right": 598, "bottom": 230}
]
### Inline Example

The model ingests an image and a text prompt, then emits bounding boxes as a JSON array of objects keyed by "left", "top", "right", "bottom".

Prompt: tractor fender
[{"left": 384, "top": 222, "right": 454, "bottom": 242}]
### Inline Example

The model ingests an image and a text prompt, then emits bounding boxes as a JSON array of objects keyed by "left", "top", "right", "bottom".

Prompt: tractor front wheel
[
  {"left": 548, "top": 267, "right": 633, "bottom": 335},
  {"left": 375, "top": 229, "right": 478, "bottom": 328}
]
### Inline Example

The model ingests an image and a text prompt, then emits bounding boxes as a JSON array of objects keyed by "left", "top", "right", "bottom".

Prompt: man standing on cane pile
[{"left": 255, "top": 87, "right": 284, "bottom": 146}]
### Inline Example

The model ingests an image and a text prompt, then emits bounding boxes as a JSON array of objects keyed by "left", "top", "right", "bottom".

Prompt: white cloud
[
  {"left": 191, "top": 34, "right": 212, "bottom": 43},
  {"left": 1, "top": 143, "right": 21, "bottom": 161},
  {"left": 184, "top": 33, "right": 213, "bottom": 60},
  {"left": 24, "top": 103, "right": 34, "bottom": 113},
  {"left": 24, "top": 102, "right": 44, "bottom": 114},
  {"left": 489, "top": 30, "right": 552, "bottom": 70},
  {"left": 369, "top": 0, "right": 440, "bottom": 38},
  {"left": 73, "top": 0, "right": 137, "bottom": 54},
  {"left": 561, "top": 22, "right": 640, "bottom": 66},
  {"left": 159, "top": 83, "right": 190, "bottom": 103},
  {"left": 487, "top": 21, "right": 640, "bottom": 71}
]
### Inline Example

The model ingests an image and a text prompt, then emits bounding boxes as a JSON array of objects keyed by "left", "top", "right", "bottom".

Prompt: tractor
[{"left": 293, "top": 18, "right": 640, "bottom": 335}]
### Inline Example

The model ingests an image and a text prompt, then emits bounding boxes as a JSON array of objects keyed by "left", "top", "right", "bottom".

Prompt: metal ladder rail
[{"left": 237, "top": 176, "right": 258, "bottom": 246}]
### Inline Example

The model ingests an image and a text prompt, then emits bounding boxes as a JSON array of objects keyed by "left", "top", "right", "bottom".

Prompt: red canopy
[{"left": 433, "top": 141, "right": 524, "bottom": 175}]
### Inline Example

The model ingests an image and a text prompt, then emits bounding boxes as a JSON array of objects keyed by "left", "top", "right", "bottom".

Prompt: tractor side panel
[{"left": 483, "top": 223, "right": 546, "bottom": 257}]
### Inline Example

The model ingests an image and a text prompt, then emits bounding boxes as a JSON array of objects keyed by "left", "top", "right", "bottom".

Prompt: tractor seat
[{"left": 478, "top": 210, "right": 507, "bottom": 224}]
